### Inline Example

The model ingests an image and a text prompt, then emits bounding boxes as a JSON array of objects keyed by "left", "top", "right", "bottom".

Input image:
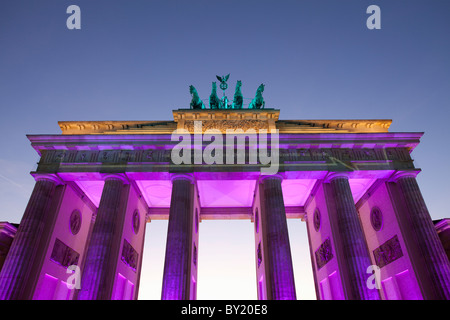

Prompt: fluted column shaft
[
  {"left": 396, "top": 175, "right": 450, "bottom": 299},
  {"left": 161, "top": 176, "right": 194, "bottom": 300},
  {"left": 0, "top": 177, "right": 59, "bottom": 300},
  {"left": 260, "top": 176, "right": 296, "bottom": 300},
  {"left": 328, "top": 176, "right": 380, "bottom": 300},
  {"left": 78, "top": 177, "right": 126, "bottom": 300}
]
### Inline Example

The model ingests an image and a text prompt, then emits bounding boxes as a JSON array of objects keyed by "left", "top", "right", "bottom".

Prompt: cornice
[
  {"left": 276, "top": 119, "right": 392, "bottom": 133},
  {"left": 0, "top": 222, "right": 18, "bottom": 238},
  {"left": 58, "top": 120, "right": 177, "bottom": 135},
  {"left": 56, "top": 110, "right": 393, "bottom": 135},
  {"left": 435, "top": 219, "right": 450, "bottom": 233}
]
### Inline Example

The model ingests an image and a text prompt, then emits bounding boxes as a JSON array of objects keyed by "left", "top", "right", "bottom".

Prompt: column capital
[
  {"left": 387, "top": 170, "right": 420, "bottom": 182},
  {"left": 31, "top": 173, "right": 64, "bottom": 185},
  {"left": 259, "top": 173, "right": 284, "bottom": 183},
  {"left": 324, "top": 171, "right": 351, "bottom": 183},
  {"left": 101, "top": 173, "right": 129, "bottom": 184},
  {"left": 170, "top": 173, "right": 195, "bottom": 184}
]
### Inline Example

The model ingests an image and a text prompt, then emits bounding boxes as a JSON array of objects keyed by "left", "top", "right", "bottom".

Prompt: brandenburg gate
[{"left": 0, "top": 79, "right": 449, "bottom": 300}]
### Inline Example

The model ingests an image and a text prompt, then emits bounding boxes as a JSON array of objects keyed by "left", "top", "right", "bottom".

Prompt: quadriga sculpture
[
  {"left": 249, "top": 84, "right": 265, "bottom": 109},
  {"left": 232, "top": 80, "right": 243, "bottom": 109},
  {"left": 189, "top": 85, "right": 205, "bottom": 109},
  {"left": 209, "top": 82, "right": 220, "bottom": 109}
]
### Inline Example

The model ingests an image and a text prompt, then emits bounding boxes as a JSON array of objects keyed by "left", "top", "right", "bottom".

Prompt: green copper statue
[
  {"left": 209, "top": 82, "right": 220, "bottom": 109},
  {"left": 219, "top": 96, "right": 230, "bottom": 109},
  {"left": 189, "top": 85, "right": 205, "bottom": 109},
  {"left": 216, "top": 74, "right": 231, "bottom": 109},
  {"left": 248, "top": 84, "right": 265, "bottom": 109},
  {"left": 189, "top": 76, "right": 266, "bottom": 110},
  {"left": 232, "top": 80, "right": 243, "bottom": 109},
  {"left": 216, "top": 74, "right": 230, "bottom": 91}
]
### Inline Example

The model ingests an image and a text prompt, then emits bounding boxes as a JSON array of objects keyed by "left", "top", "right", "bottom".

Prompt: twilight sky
[{"left": 0, "top": 0, "right": 449, "bottom": 300}]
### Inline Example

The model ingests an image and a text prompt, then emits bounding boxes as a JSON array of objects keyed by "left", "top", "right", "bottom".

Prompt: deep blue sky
[
  {"left": 0, "top": 0, "right": 449, "bottom": 299},
  {"left": 1, "top": 0, "right": 449, "bottom": 220}
]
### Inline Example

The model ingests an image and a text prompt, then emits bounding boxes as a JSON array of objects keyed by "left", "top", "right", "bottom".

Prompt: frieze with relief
[
  {"left": 41, "top": 149, "right": 171, "bottom": 164},
  {"left": 373, "top": 235, "right": 403, "bottom": 268},
  {"left": 280, "top": 148, "right": 412, "bottom": 162},
  {"left": 184, "top": 120, "right": 269, "bottom": 133},
  {"left": 121, "top": 239, "right": 139, "bottom": 272},
  {"left": 39, "top": 147, "right": 411, "bottom": 166},
  {"left": 315, "top": 238, "right": 334, "bottom": 270},
  {"left": 50, "top": 238, "right": 80, "bottom": 268}
]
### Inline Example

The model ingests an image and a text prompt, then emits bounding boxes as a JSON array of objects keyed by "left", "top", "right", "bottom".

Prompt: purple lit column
[
  {"left": 260, "top": 175, "right": 296, "bottom": 300},
  {"left": 161, "top": 174, "right": 194, "bottom": 300},
  {"left": 78, "top": 175, "right": 127, "bottom": 300},
  {"left": 391, "top": 171, "right": 450, "bottom": 299},
  {"left": 326, "top": 173, "right": 380, "bottom": 300},
  {"left": 0, "top": 174, "right": 62, "bottom": 300}
]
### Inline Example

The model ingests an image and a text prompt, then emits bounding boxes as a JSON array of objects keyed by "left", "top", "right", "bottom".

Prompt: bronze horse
[
  {"left": 189, "top": 85, "right": 205, "bottom": 109},
  {"left": 249, "top": 84, "right": 265, "bottom": 109}
]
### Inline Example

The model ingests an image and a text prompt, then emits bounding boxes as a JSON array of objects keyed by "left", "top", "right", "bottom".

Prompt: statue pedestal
[{"left": 172, "top": 109, "right": 280, "bottom": 133}]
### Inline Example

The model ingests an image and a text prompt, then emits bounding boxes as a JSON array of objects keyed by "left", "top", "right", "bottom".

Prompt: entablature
[{"left": 28, "top": 131, "right": 423, "bottom": 154}]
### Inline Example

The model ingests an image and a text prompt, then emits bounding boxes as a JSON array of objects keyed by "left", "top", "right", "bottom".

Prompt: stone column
[
  {"left": 260, "top": 175, "right": 296, "bottom": 300},
  {"left": 78, "top": 175, "right": 128, "bottom": 300},
  {"left": 390, "top": 171, "right": 450, "bottom": 300},
  {"left": 0, "top": 174, "right": 62, "bottom": 300},
  {"left": 326, "top": 173, "right": 380, "bottom": 300},
  {"left": 161, "top": 174, "right": 194, "bottom": 300}
]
